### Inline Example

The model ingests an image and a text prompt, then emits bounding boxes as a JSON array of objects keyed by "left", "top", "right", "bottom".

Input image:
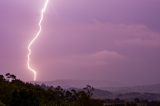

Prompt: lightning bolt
[{"left": 27, "top": 0, "right": 49, "bottom": 81}]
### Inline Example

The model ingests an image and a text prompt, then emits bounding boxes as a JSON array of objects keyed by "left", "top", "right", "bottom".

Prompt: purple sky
[{"left": 0, "top": 0, "right": 160, "bottom": 85}]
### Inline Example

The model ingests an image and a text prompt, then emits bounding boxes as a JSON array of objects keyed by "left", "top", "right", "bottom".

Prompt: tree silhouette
[{"left": 5, "top": 73, "right": 16, "bottom": 81}]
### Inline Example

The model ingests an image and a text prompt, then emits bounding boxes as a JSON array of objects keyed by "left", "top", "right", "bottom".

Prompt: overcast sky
[{"left": 0, "top": 0, "right": 160, "bottom": 85}]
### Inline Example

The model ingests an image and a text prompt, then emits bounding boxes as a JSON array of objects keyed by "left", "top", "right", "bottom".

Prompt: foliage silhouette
[{"left": 0, "top": 73, "right": 102, "bottom": 106}]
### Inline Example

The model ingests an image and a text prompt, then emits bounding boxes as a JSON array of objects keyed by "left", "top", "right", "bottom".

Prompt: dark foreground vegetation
[
  {"left": 0, "top": 73, "right": 160, "bottom": 106},
  {"left": 0, "top": 73, "right": 102, "bottom": 106}
]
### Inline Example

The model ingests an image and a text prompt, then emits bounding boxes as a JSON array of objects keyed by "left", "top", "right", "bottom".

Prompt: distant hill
[
  {"left": 117, "top": 92, "right": 160, "bottom": 101},
  {"left": 103, "top": 84, "right": 160, "bottom": 94},
  {"left": 92, "top": 89, "right": 112, "bottom": 99},
  {"left": 35, "top": 80, "right": 124, "bottom": 88},
  {"left": 94, "top": 90, "right": 160, "bottom": 101}
]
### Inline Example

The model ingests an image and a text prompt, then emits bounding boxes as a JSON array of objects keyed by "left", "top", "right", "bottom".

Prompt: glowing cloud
[{"left": 27, "top": 0, "right": 49, "bottom": 81}]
